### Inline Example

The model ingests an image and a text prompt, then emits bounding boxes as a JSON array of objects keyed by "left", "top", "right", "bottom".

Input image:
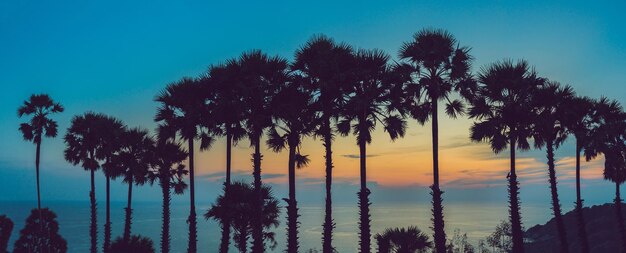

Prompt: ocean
[{"left": 0, "top": 200, "right": 555, "bottom": 252}]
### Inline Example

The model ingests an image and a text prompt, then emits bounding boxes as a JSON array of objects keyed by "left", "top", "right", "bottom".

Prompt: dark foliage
[
  {"left": 205, "top": 182, "right": 281, "bottom": 253},
  {"left": 0, "top": 215, "right": 13, "bottom": 253},
  {"left": 110, "top": 235, "right": 155, "bottom": 253},
  {"left": 13, "top": 208, "right": 67, "bottom": 253}
]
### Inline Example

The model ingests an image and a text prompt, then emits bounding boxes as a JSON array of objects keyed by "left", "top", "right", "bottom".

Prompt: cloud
[{"left": 341, "top": 154, "right": 381, "bottom": 159}]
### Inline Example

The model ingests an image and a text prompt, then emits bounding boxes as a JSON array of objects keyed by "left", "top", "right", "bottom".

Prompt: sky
[{"left": 1, "top": 0, "right": 625, "bottom": 208}]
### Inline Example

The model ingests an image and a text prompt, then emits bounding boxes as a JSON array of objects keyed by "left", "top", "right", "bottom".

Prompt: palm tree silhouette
[
  {"left": 109, "top": 128, "right": 153, "bottom": 241},
  {"left": 205, "top": 181, "right": 281, "bottom": 253},
  {"left": 292, "top": 35, "right": 355, "bottom": 253},
  {"left": 0, "top": 215, "right": 13, "bottom": 253},
  {"left": 337, "top": 49, "right": 407, "bottom": 253},
  {"left": 237, "top": 50, "right": 288, "bottom": 253},
  {"left": 585, "top": 98, "right": 626, "bottom": 252},
  {"left": 375, "top": 226, "right": 432, "bottom": 253},
  {"left": 204, "top": 61, "right": 247, "bottom": 253},
  {"left": 98, "top": 116, "right": 125, "bottom": 253},
  {"left": 155, "top": 77, "right": 213, "bottom": 253},
  {"left": 17, "top": 94, "right": 64, "bottom": 229},
  {"left": 64, "top": 112, "right": 119, "bottom": 253},
  {"left": 398, "top": 29, "right": 473, "bottom": 253},
  {"left": 531, "top": 82, "right": 575, "bottom": 253},
  {"left": 266, "top": 78, "right": 315, "bottom": 253},
  {"left": 562, "top": 95, "right": 594, "bottom": 253},
  {"left": 469, "top": 60, "right": 545, "bottom": 253},
  {"left": 13, "top": 208, "right": 67, "bottom": 253},
  {"left": 147, "top": 137, "right": 188, "bottom": 253}
]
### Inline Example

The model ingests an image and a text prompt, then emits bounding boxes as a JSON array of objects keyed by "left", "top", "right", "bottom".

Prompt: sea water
[{"left": 0, "top": 201, "right": 553, "bottom": 252}]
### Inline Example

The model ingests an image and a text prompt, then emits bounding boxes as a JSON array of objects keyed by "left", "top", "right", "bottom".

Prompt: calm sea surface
[{"left": 0, "top": 201, "right": 552, "bottom": 252}]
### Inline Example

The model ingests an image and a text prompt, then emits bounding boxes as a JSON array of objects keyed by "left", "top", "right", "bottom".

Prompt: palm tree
[
  {"left": 17, "top": 94, "right": 64, "bottom": 220},
  {"left": 585, "top": 98, "right": 626, "bottom": 252},
  {"left": 562, "top": 95, "right": 595, "bottom": 253},
  {"left": 266, "top": 78, "right": 315, "bottom": 252},
  {"left": 147, "top": 138, "right": 188, "bottom": 253},
  {"left": 65, "top": 112, "right": 118, "bottom": 253},
  {"left": 398, "top": 29, "right": 473, "bottom": 253},
  {"left": 237, "top": 50, "right": 288, "bottom": 253},
  {"left": 109, "top": 128, "right": 153, "bottom": 241},
  {"left": 155, "top": 77, "right": 213, "bottom": 253},
  {"left": 205, "top": 181, "right": 281, "bottom": 253},
  {"left": 98, "top": 116, "right": 125, "bottom": 253},
  {"left": 375, "top": 226, "right": 432, "bottom": 253},
  {"left": 204, "top": 61, "right": 247, "bottom": 253},
  {"left": 292, "top": 35, "right": 355, "bottom": 253},
  {"left": 13, "top": 208, "right": 67, "bottom": 253},
  {"left": 468, "top": 60, "right": 545, "bottom": 253},
  {"left": 337, "top": 49, "right": 407, "bottom": 253},
  {"left": 531, "top": 82, "right": 575, "bottom": 253}
]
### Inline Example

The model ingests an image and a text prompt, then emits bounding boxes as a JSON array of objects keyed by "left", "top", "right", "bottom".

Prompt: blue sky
[{"left": 1, "top": 0, "right": 625, "bottom": 207}]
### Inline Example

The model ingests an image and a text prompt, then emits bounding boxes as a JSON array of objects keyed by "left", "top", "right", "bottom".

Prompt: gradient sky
[{"left": 1, "top": 0, "right": 625, "bottom": 207}]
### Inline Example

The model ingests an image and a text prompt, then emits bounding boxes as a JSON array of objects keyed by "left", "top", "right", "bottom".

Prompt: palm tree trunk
[
  {"left": 104, "top": 175, "right": 112, "bottom": 253},
  {"left": 251, "top": 133, "right": 264, "bottom": 253},
  {"left": 286, "top": 144, "right": 299, "bottom": 253},
  {"left": 431, "top": 99, "right": 446, "bottom": 253},
  {"left": 123, "top": 180, "right": 133, "bottom": 241},
  {"left": 358, "top": 140, "right": 371, "bottom": 253},
  {"left": 219, "top": 130, "right": 233, "bottom": 253},
  {"left": 615, "top": 182, "right": 626, "bottom": 253},
  {"left": 35, "top": 140, "right": 41, "bottom": 211},
  {"left": 188, "top": 139, "right": 197, "bottom": 253},
  {"left": 322, "top": 118, "right": 334, "bottom": 253},
  {"left": 574, "top": 140, "right": 589, "bottom": 253},
  {"left": 89, "top": 168, "right": 97, "bottom": 253},
  {"left": 546, "top": 139, "right": 568, "bottom": 253},
  {"left": 161, "top": 177, "right": 171, "bottom": 253},
  {"left": 35, "top": 139, "right": 44, "bottom": 241},
  {"left": 509, "top": 137, "right": 524, "bottom": 253}
]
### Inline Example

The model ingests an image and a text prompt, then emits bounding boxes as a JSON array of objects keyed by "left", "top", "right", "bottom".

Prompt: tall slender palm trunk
[
  {"left": 35, "top": 140, "right": 44, "bottom": 238},
  {"left": 322, "top": 117, "right": 335, "bottom": 253},
  {"left": 35, "top": 140, "right": 42, "bottom": 211},
  {"left": 431, "top": 99, "right": 446, "bottom": 253},
  {"left": 160, "top": 177, "right": 171, "bottom": 253},
  {"left": 219, "top": 131, "right": 233, "bottom": 253},
  {"left": 358, "top": 139, "right": 371, "bottom": 253},
  {"left": 615, "top": 182, "right": 626, "bottom": 253},
  {"left": 123, "top": 180, "right": 133, "bottom": 241},
  {"left": 251, "top": 133, "right": 264, "bottom": 253},
  {"left": 545, "top": 140, "right": 568, "bottom": 253},
  {"left": 187, "top": 139, "right": 197, "bottom": 253},
  {"left": 509, "top": 137, "right": 524, "bottom": 253},
  {"left": 286, "top": 144, "right": 299, "bottom": 253},
  {"left": 89, "top": 168, "right": 98, "bottom": 253},
  {"left": 104, "top": 175, "right": 112, "bottom": 253},
  {"left": 574, "top": 141, "right": 589, "bottom": 253}
]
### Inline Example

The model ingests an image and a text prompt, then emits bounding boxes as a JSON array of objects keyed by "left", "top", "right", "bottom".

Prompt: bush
[
  {"left": 0, "top": 215, "right": 13, "bottom": 253},
  {"left": 13, "top": 208, "right": 67, "bottom": 253},
  {"left": 110, "top": 235, "right": 155, "bottom": 253}
]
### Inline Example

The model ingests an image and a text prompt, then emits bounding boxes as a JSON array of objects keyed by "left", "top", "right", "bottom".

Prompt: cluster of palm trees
[{"left": 17, "top": 28, "right": 625, "bottom": 253}]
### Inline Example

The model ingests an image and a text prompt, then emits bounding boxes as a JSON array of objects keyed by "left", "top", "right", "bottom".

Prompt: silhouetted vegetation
[
  {"left": 375, "top": 226, "right": 432, "bottom": 253},
  {"left": 205, "top": 182, "right": 280, "bottom": 253},
  {"left": 147, "top": 139, "right": 188, "bottom": 253},
  {"left": 398, "top": 29, "right": 473, "bottom": 253},
  {"left": 13, "top": 27, "right": 626, "bottom": 253},
  {"left": 13, "top": 208, "right": 67, "bottom": 253},
  {"left": 0, "top": 215, "right": 12, "bottom": 253},
  {"left": 110, "top": 235, "right": 155, "bottom": 253}
]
